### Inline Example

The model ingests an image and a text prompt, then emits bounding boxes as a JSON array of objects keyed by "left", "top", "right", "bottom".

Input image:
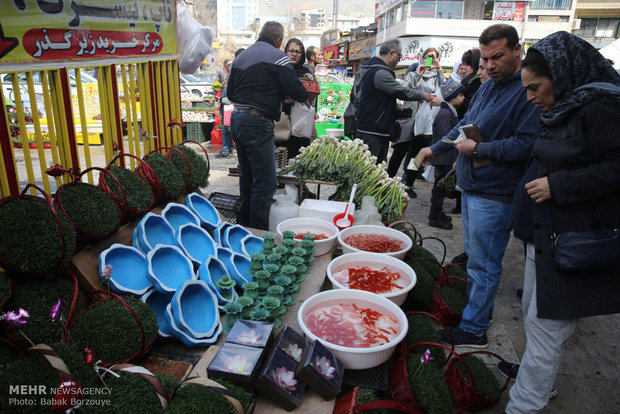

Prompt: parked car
[
  {"left": 1, "top": 70, "right": 98, "bottom": 103},
  {"left": 179, "top": 74, "right": 212, "bottom": 98}
]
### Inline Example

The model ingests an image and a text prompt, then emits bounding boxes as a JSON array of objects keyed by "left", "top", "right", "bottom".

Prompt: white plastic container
[
  {"left": 297, "top": 289, "right": 408, "bottom": 369},
  {"left": 276, "top": 217, "right": 339, "bottom": 256},
  {"left": 326, "top": 252, "right": 416, "bottom": 305},
  {"left": 299, "top": 199, "right": 355, "bottom": 224},
  {"left": 268, "top": 195, "right": 299, "bottom": 233},
  {"left": 338, "top": 225, "right": 413, "bottom": 260}
]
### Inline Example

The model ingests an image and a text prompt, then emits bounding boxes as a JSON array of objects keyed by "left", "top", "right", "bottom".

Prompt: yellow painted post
[
  {"left": 50, "top": 70, "right": 73, "bottom": 184},
  {"left": 25, "top": 72, "right": 51, "bottom": 193},
  {"left": 138, "top": 63, "right": 154, "bottom": 154},
  {"left": 41, "top": 71, "right": 61, "bottom": 168},
  {"left": 120, "top": 64, "right": 135, "bottom": 168},
  {"left": 11, "top": 73, "right": 36, "bottom": 194},
  {"left": 0, "top": 86, "right": 17, "bottom": 196},
  {"left": 74, "top": 68, "right": 93, "bottom": 183},
  {"left": 128, "top": 64, "right": 141, "bottom": 159},
  {"left": 172, "top": 61, "right": 182, "bottom": 145},
  {"left": 155, "top": 62, "right": 166, "bottom": 148},
  {"left": 161, "top": 62, "right": 171, "bottom": 146},
  {"left": 167, "top": 60, "right": 179, "bottom": 145},
  {"left": 97, "top": 67, "right": 113, "bottom": 164}
]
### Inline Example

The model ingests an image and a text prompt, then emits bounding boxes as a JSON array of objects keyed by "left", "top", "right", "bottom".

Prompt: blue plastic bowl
[
  {"left": 213, "top": 222, "right": 233, "bottom": 245},
  {"left": 185, "top": 193, "right": 222, "bottom": 231},
  {"left": 147, "top": 244, "right": 196, "bottom": 293},
  {"left": 216, "top": 246, "right": 237, "bottom": 278},
  {"left": 140, "top": 289, "right": 174, "bottom": 337},
  {"left": 132, "top": 227, "right": 147, "bottom": 253},
  {"left": 198, "top": 257, "right": 238, "bottom": 305},
  {"left": 231, "top": 253, "right": 252, "bottom": 284},
  {"left": 223, "top": 224, "right": 252, "bottom": 253},
  {"left": 171, "top": 280, "right": 220, "bottom": 338},
  {"left": 162, "top": 203, "right": 200, "bottom": 235},
  {"left": 137, "top": 213, "right": 177, "bottom": 253},
  {"left": 164, "top": 304, "right": 222, "bottom": 346},
  {"left": 98, "top": 243, "right": 151, "bottom": 296},
  {"left": 177, "top": 223, "right": 217, "bottom": 268},
  {"left": 241, "top": 234, "right": 264, "bottom": 257}
]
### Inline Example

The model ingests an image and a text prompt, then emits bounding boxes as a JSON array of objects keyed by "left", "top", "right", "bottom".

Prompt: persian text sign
[{"left": 0, "top": 0, "right": 176, "bottom": 64}]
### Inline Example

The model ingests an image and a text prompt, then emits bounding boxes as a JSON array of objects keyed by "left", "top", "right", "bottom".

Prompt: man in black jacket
[
  {"left": 356, "top": 39, "right": 431, "bottom": 163},
  {"left": 227, "top": 21, "right": 309, "bottom": 230}
]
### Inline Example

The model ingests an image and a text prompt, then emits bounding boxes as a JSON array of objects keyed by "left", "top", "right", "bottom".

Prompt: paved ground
[{"left": 14, "top": 141, "right": 620, "bottom": 413}]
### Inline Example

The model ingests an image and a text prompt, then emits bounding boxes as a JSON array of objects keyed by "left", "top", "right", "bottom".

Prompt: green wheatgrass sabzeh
[
  {"left": 454, "top": 354, "right": 502, "bottom": 401},
  {"left": 69, "top": 295, "right": 158, "bottom": 364},
  {"left": 144, "top": 152, "right": 185, "bottom": 200},
  {"left": 88, "top": 371, "right": 177, "bottom": 414},
  {"left": 406, "top": 352, "right": 452, "bottom": 414},
  {"left": 59, "top": 183, "right": 121, "bottom": 236},
  {"left": 0, "top": 344, "right": 100, "bottom": 414},
  {"left": 0, "top": 197, "right": 76, "bottom": 273},
  {"left": 440, "top": 285, "right": 468, "bottom": 315},
  {"left": 171, "top": 144, "right": 209, "bottom": 191},
  {"left": 8, "top": 274, "right": 84, "bottom": 344},
  {"left": 354, "top": 387, "right": 389, "bottom": 414},
  {"left": 404, "top": 314, "right": 446, "bottom": 367},
  {"left": 167, "top": 379, "right": 253, "bottom": 414},
  {"left": 106, "top": 165, "right": 155, "bottom": 212}
]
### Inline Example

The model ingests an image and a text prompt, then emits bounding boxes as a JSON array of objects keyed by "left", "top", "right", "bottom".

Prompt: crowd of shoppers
[{"left": 220, "top": 20, "right": 620, "bottom": 413}]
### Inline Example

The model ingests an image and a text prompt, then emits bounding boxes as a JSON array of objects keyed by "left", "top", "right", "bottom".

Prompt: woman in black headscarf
[
  {"left": 457, "top": 48, "right": 482, "bottom": 118},
  {"left": 505, "top": 31, "right": 620, "bottom": 413}
]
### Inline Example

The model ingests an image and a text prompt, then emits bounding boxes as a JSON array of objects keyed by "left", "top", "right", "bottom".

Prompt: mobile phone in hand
[{"left": 425, "top": 56, "right": 433, "bottom": 67}]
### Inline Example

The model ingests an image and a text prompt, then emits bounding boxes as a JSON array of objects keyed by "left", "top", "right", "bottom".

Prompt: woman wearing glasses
[
  {"left": 387, "top": 47, "right": 444, "bottom": 198},
  {"left": 282, "top": 38, "right": 316, "bottom": 159}
]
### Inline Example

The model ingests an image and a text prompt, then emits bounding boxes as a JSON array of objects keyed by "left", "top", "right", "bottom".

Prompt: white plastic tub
[
  {"left": 327, "top": 252, "right": 416, "bottom": 306},
  {"left": 276, "top": 217, "right": 339, "bottom": 256},
  {"left": 299, "top": 199, "right": 355, "bottom": 225},
  {"left": 338, "top": 225, "right": 413, "bottom": 260},
  {"left": 298, "top": 289, "right": 408, "bottom": 369}
]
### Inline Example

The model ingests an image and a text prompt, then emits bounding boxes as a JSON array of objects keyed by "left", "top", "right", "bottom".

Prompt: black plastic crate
[{"left": 209, "top": 192, "right": 243, "bottom": 224}]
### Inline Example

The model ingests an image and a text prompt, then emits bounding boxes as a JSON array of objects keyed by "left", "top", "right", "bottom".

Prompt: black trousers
[
  {"left": 387, "top": 135, "right": 431, "bottom": 187},
  {"left": 429, "top": 165, "right": 452, "bottom": 218},
  {"left": 286, "top": 135, "right": 311, "bottom": 159},
  {"left": 358, "top": 131, "right": 389, "bottom": 164}
]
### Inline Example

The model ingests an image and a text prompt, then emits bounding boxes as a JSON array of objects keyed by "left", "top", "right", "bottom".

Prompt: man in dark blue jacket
[
  {"left": 227, "top": 21, "right": 309, "bottom": 230},
  {"left": 418, "top": 24, "right": 543, "bottom": 347},
  {"left": 356, "top": 39, "right": 431, "bottom": 163}
]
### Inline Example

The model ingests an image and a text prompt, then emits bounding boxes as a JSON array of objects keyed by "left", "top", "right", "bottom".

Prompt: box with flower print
[
  {"left": 207, "top": 342, "right": 265, "bottom": 386},
  {"left": 273, "top": 325, "right": 307, "bottom": 364},
  {"left": 255, "top": 348, "right": 306, "bottom": 411},
  {"left": 226, "top": 319, "right": 275, "bottom": 349},
  {"left": 297, "top": 339, "right": 344, "bottom": 400}
]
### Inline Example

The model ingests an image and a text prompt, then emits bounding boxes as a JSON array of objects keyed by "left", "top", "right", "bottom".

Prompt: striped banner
[{"left": 109, "top": 363, "right": 169, "bottom": 409}]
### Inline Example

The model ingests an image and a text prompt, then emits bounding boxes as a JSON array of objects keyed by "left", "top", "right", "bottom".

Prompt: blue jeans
[
  {"left": 460, "top": 191, "right": 513, "bottom": 335},
  {"left": 230, "top": 111, "right": 276, "bottom": 231},
  {"left": 222, "top": 125, "right": 233, "bottom": 152}
]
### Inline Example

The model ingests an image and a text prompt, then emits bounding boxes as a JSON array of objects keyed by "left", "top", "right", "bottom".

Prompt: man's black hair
[{"left": 479, "top": 24, "right": 519, "bottom": 49}]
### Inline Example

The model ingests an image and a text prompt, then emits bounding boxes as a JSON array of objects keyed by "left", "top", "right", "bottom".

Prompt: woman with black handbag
[{"left": 505, "top": 31, "right": 620, "bottom": 413}]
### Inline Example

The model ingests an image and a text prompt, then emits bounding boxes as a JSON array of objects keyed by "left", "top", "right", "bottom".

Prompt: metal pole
[{"left": 332, "top": 0, "right": 339, "bottom": 29}]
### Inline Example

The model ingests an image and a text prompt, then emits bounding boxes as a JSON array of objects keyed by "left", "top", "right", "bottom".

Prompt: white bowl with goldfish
[
  {"left": 327, "top": 252, "right": 416, "bottom": 306},
  {"left": 297, "top": 289, "right": 408, "bottom": 369},
  {"left": 337, "top": 225, "right": 412, "bottom": 260},
  {"left": 276, "top": 217, "right": 339, "bottom": 256}
]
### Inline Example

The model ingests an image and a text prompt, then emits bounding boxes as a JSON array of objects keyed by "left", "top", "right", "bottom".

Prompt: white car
[
  {"left": 1, "top": 70, "right": 98, "bottom": 105},
  {"left": 179, "top": 74, "right": 212, "bottom": 98}
]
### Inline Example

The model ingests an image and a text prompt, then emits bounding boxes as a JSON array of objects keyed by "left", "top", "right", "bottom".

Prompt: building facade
[
  {"left": 573, "top": 0, "right": 620, "bottom": 48},
  {"left": 375, "top": 0, "right": 578, "bottom": 68},
  {"left": 216, "top": 0, "right": 260, "bottom": 49}
]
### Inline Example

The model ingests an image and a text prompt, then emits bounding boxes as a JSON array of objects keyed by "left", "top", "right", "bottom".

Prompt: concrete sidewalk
[{"left": 205, "top": 144, "right": 620, "bottom": 414}]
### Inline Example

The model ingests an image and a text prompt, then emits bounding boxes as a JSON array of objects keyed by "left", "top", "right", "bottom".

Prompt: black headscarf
[
  {"left": 530, "top": 31, "right": 620, "bottom": 125},
  {"left": 284, "top": 38, "right": 307, "bottom": 73},
  {"left": 461, "top": 48, "right": 481, "bottom": 86}
]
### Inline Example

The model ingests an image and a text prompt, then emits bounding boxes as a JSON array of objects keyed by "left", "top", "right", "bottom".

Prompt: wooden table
[{"left": 188, "top": 228, "right": 338, "bottom": 413}]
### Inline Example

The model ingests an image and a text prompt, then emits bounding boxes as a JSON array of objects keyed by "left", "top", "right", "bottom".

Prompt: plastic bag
[
  {"left": 290, "top": 102, "right": 315, "bottom": 138},
  {"left": 176, "top": 2, "right": 214, "bottom": 74},
  {"left": 422, "top": 165, "right": 435, "bottom": 183}
]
